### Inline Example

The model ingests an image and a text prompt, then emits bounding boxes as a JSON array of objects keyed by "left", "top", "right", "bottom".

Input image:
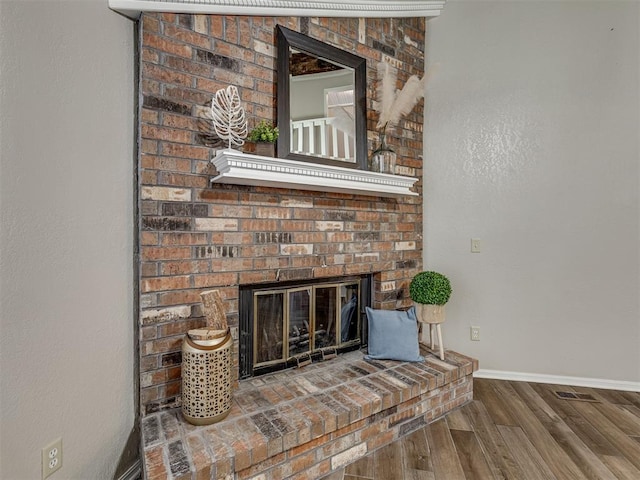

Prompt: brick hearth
[{"left": 142, "top": 347, "right": 478, "bottom": 480}]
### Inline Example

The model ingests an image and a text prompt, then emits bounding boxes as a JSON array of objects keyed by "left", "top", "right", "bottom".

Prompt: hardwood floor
[{"left": 321, "top": 379, "right": 640, "bottom": 480}]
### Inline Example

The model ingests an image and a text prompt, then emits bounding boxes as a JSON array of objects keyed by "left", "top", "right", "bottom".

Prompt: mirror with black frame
[{"left": 276, "top": 26, "right": 367, "bottom": 169}]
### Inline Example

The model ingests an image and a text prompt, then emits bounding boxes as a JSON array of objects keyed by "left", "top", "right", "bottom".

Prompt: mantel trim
[
  {"left": 210, "top": 149, "right": 419, "bottom": 198},
  {"left": 109, "top": 0, "right": 446, "bottom": 20}
]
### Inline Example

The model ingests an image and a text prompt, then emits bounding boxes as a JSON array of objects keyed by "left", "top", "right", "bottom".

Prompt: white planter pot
[
  {"left": 414, "top": 303, "right": 445, "bottom": 324},
  {"left": 414, "top": 303, "right": 446, "bottom": 360}
]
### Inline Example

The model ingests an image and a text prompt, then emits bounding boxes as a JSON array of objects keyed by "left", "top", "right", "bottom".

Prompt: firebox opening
[{"left": 239, "top": 275, "right": 372, "bottom": 378}]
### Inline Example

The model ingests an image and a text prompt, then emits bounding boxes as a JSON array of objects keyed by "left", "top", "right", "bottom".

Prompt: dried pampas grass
[{"left": 374, "top": 62, "right": 436, "bottom": 131}]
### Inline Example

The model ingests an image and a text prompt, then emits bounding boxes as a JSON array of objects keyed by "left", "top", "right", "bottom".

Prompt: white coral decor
[{"left": 210, "top": 85, "right": 247, "bottom": 150}]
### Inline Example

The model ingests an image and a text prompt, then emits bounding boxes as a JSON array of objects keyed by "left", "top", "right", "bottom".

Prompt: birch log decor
[
  {"left": 200, "top": 289, "right": 229, "bottom": 331},
  {"left": 210, "top": 85, "right": 247, "bottom": 150}
]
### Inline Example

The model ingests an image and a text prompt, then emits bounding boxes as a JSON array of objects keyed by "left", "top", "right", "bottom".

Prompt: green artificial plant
[
  {"left": 248, "top": 120, "right": 279, "bottom": 143},
  {"left": 409, "top": 271, "right": 452, "bottom": 305}
]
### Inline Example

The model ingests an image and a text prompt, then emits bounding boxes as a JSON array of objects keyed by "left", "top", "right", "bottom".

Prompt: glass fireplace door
[
  {"left": 248, "top": 278, "right": 364, "bottom": 374},
  {"left": 314, "top": 286, "right": 337, "bottom": 349},
  {"left": 254, "top": 291, "right": 284, "bottom": 365},
  {"left": 288, "top": 288, "right": 311, "bottom": 356}
]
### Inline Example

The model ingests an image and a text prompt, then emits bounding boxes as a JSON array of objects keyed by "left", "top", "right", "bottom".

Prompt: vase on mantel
[{"left": 369, "top": 132, "right": 396, "bottom": 174}]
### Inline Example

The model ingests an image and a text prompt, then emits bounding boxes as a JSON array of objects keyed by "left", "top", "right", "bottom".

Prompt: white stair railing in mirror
[{"left": 291, "top": 117, "right": 354, "bottom": 163}]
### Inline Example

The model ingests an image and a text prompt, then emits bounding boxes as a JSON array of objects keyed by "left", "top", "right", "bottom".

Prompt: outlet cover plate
[
  {"left": 470, "top": 326, "right": 480, "bottom": 341},
  {"left": 42, "top": 438, "right": 62, "bottom": 479}
]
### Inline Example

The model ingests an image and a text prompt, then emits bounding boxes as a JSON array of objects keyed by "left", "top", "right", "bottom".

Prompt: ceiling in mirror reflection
[{"left": 289, "top": 51, "right": 345, "bottom": 76}]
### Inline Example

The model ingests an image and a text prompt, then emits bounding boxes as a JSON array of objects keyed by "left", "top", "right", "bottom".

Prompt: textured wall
[
  {"left": 424, "top": 1, "right": 640, "bottom": 383},
  {"left": 0, "top": 1, "right": 135, "bottom": 478},
  {"left": 139, "top": 14, "right": 427, "bottom": 414}
]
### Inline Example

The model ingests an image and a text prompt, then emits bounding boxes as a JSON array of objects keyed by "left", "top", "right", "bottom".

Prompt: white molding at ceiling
[
  {"left": 210, "top": 149, "right": 419, "bottom": 198},
  {"left": 109, "top": 0, "right": 447, "bottom": 20}
]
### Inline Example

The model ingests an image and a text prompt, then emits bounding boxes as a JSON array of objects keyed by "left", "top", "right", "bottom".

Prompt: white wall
[
  {"left": 0, "top": 1, "right": 135, "bottom": 478},
  {"left": 424, "top": 1, "right": 639, "bottom": 384}
]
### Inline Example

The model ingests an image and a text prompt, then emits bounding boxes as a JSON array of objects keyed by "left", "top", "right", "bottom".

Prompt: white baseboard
[{"left": 473, "top": 369, "right": 640, "bottom": 392}]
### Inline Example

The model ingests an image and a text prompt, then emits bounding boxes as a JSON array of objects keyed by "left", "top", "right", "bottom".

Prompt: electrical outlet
[
  {"left": 470, "top": 326, "right": 480, "bottom": 341},
  {"left": 42, "top": 438, "right": 62, "bottom": 479}
]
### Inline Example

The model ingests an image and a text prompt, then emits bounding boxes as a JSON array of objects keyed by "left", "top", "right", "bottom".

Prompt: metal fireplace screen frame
[{"left": 239, "top": 275, "right": 371, "bottom": 378}]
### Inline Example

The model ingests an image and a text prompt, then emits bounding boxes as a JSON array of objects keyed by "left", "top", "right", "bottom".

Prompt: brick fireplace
[
  {"left": 140, "top": 13, "right": 426, "bottom": 416},
  {"left": 138, "top": 11, "right": 478, "bottom": 480}
]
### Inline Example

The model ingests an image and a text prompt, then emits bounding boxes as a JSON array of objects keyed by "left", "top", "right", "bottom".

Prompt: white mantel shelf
[
  {"left": 109, "top": 0, "right": 446, "bottom": 20},
  {"left": 211, "top": 149, "right": 419, "bottom": 198}
]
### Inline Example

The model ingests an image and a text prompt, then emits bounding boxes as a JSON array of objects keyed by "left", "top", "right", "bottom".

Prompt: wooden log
[{"left": 200, "top": 289, "right": 228, "bottom": 330}]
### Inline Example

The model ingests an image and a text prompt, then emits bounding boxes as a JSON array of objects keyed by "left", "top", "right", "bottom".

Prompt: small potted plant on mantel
[
  {"left": 245, "top": 120, "right": 279, "bottom": 157},
  {"left": 409, "top": 271, "right": 452, "bottom": 360}
]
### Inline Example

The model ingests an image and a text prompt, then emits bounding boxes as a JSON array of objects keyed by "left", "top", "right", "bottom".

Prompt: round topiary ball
[{"left": 409, "top": 271, "right": 452, "bottom": 305}]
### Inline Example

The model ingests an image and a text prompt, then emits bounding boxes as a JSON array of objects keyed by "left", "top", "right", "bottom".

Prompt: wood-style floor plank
[
  {"left": 489, "top": 380, "right": 586, "bottom": 479},
  {"left": 449, "top": 429, "right": 495, "bottom": 480},
  {"left": 372, "top": 439, "right": 404, "bottom": 480},
  {"left": 445, "top": 408, "right": 474, "bottom": 432},
  {"left": 622, "top": 403, "right": 640, "bottom": 420},
  {"left": 598, "top": 454, "right": 640, "bottom": 480},
  {"left": 344, "top": 450, "right": 375, "bottom": 479},
  {"left": 620, "top": 391, "right": 640, "bottom": 409},
  {"left": 529, "top": 383, "right": 640, "bottom": 479},
  {"left": 425, "top": 418, "right": 466, "bottom": 480},
  {"left": 401, "top": 427, "right": 435, "bottom": 480},
  {"left": 530, "top": 383, "right": 621, "bottom": 456},
  {"left": 472, "top": 377, "right": 519, "bottom": 427},
  {"left": 592, "top": 400, "right": 640, "bottom": 437},
  {"left": 322, "top": 470, "right": 345, "bottom": 480},
  {"left": 321, "top": 379, "right": 640, "bottom": 480},
  {"left": 580, "top": 387, "right": 632, "bottom": 406},
  {"left": 571, "top": 400, "right": 640, "bottom": 472},
  {"left": 462, "top": 400, "right": 513, "bottom": 480},
  {"left": 496, "top": 425, "right": 556, "bottom": 480},
  {"left": 511, "top": 381, "right": 617, "bottom": 480}
]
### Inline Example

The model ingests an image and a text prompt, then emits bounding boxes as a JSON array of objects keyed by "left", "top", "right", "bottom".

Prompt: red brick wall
[{"left": 139, "top": 13, "right": 426, "bottom": 415}]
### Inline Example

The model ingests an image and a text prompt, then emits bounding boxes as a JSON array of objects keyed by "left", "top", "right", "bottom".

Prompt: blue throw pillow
[{"left": 364, "top": 306, "right": 424, "bottom": 362}]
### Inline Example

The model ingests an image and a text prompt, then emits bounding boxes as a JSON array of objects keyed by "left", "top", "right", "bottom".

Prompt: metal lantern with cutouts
[
  {"left": 181, "top": 329, "right": 232, "bottom": 425},
  {"left": 181, "top": 289, "right": 232, "bottom": 426}
]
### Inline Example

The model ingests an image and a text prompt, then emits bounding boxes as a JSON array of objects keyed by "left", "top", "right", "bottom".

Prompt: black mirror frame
[{"left": 276, "top": 25, "right": 367, "bottom": 170}]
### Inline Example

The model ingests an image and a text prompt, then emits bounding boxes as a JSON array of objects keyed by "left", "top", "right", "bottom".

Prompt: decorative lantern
[{"left": 181, "top": 328, "right": 232, "bottom": 425}]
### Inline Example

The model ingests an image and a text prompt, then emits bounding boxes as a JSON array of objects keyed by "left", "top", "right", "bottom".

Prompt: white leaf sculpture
[{"left": 210, "top": 85, "right": 247, "bottom": 150}]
